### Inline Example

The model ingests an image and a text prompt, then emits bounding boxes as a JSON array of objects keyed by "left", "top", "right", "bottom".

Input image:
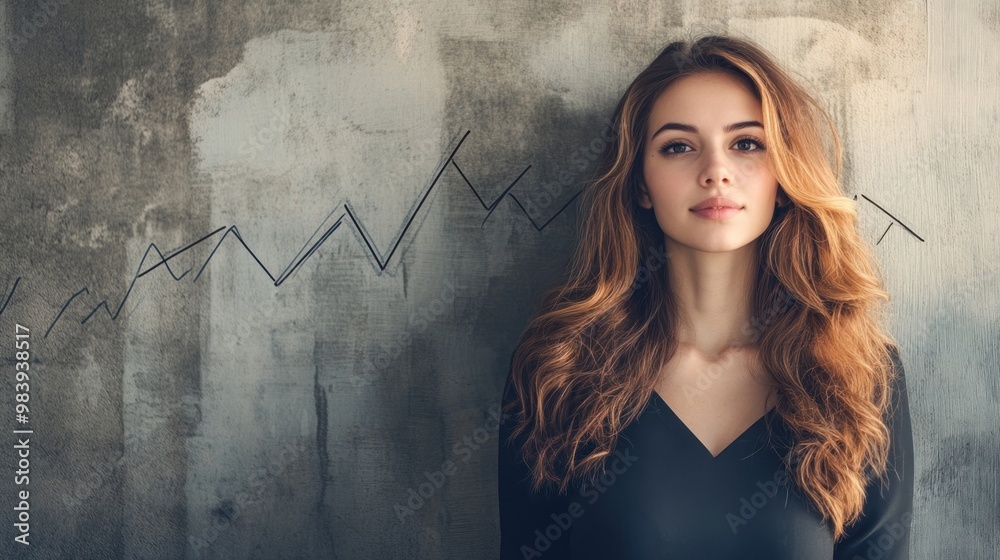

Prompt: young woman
[{"left": 498, "top": 33, "right": 914, "bottom": 559}]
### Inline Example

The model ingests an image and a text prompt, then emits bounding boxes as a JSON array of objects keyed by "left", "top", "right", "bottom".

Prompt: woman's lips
[{"left": 690, "top": 207, "right": 743, "bottom": 220}]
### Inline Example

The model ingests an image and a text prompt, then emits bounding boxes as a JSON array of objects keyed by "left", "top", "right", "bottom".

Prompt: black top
[{"left": 497, "top": 350, "right": 914, "bottom": 560}]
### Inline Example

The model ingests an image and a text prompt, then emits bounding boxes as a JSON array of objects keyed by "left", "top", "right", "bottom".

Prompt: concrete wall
[{"left": 0, "top": 0, "right": 996, "bottom": 558}]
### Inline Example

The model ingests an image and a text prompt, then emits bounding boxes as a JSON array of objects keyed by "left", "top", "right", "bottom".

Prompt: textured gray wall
[{"left": 0, "top": 0, "right": 996, "bottom": 558}]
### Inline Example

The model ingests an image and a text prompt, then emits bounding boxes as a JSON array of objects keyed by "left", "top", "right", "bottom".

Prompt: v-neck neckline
[{"left": 649, "top": 389, "right": 778, "bottom": 460}]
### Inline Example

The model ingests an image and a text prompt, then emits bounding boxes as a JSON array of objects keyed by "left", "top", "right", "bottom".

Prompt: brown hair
[{"left": 502, "top": 32, "right": 901, "bottom": 541}]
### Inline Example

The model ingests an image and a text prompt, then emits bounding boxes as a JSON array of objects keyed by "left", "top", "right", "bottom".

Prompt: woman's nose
[{"left": 699, "top": 145, "right": 734, "bottom": 186}]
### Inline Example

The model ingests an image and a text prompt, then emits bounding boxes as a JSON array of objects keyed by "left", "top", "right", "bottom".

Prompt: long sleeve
[
  {"left": 833, "top": 346, "right": 915, "bottom": 560},
  {"left": 498, "top": 365, "right": 573, "bottom": 560}
]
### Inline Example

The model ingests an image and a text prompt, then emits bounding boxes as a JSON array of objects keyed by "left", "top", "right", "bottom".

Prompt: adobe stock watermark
[
  {"left": 669, "top": 286, "right": 797, "bottom": 406},
  {"left": 680, "top": 353, "right": 740, "bottom": 406},
  {"left": 726, "top": 454, "right": 911, "bottom": 555},
  {"left": 525, "top": 117, "right": 617, "bottom": 217},
  {"left": 62, "top": 376, "right": 187, "bottom": 512},
  {"left": 394, "top": 404, "right": 507, "bottom": 522},
  {"left": 188, "top": 437, "right": 308, "bottom": 556},
  {"left": 517, "top": 446, "right": 639, "bottom": 559},
  {"left": 62, "top": 419, "right": 162, "bottom": 510},
  {"left": 351, "top": 276, "right": 467, "bottom": 388},
  {"left": 237, "top": 101, "right": 292, "bottom": 161},
  {"left": 906, "top": 276, "right": 973, "bottom": 351},
  {"left": 8, "top": 0, "right": 70, "bottom": 53},
  {"left": 576, "top": 242, "right": 669, "bottom": 348},
  {"left": 630, "top": 243, "right": 668, "bottom": 294},
  {"left": 848, "top": 510, "right": 911, "bottom": 560},
  {"left": 725, "top": 462, "right": 794, "bottom": 534},
  {"left": 740, "top": 285, "right": 797, "bottom": 345}
]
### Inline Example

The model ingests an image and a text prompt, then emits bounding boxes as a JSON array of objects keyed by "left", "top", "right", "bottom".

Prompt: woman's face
[{"left": 639, "top": 71, "right": 780, "bottom": 254}]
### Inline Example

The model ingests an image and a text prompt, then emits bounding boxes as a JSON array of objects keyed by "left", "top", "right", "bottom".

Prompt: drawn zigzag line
[{"left": 34, "top": 130, "right": 582, "bottom": 338}]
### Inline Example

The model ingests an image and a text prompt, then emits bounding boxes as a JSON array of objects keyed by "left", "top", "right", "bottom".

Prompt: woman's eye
[
  {"left": 734, "top": 136, "right": 766, "bottom": 152},
  {"left": 658, "top": 142, "right": 690, "bottom": 155}
]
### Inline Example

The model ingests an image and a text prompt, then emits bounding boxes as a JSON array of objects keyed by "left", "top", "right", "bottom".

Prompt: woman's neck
[{"left": 665, "top": 238, "right": 758, "bottom": 359}]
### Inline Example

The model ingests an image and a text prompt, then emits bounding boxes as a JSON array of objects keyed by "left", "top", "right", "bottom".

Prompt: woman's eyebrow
[{"left": 650, "top": 120, "right": 764, "bottom": 140}]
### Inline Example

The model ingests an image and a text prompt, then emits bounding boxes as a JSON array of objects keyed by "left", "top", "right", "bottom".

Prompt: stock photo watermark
[
  {"left": 674, "top": 285, "right": 798, "bottom": 405},
  {"left": 8, "top": 0, "right": 70, "bottom": 53},
  {"left": 62, "top": 419, "right": 163, "bottom": 510},
  {"left": 630, "top": 243, "right": 668, "bottom": 293},
  {"left": 394, "top": 404, "right": 506, "bottom": 522},
  {"left": 850, "top": 510, "right": 911, "bottom": 560},
  {"left": 525, "top": 117, "right": 617, "bottom": 216},
  {"left": 351, "top": 276, "right": 467, "bottom": 388},
  {"left": 188, "top": 437, "right": 309, "bottom": 556},
  {"left": 237, "top": 102, "right": 292, "bottom": 161},
  {"left": 517, "top": 446, "right": 639, "bottom": 559},
  {"left": 725, "top": 464, "right": 793, "bottom": 534},
  {"left": 740, "top": 285, "right": 797, "bottom": 344}
]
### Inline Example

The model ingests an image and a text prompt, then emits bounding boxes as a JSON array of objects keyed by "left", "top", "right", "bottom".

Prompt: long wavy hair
[{"left": 502, "top": 32, "right": 901, "bottom": 541}]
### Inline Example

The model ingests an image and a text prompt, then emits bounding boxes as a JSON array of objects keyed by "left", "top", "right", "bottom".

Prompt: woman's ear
[
  {"left": 638, "top": 182, "right": 652, "bottom": 209},
  {"left": 776, "top": 184, "right": 789, "bottom": 207}
]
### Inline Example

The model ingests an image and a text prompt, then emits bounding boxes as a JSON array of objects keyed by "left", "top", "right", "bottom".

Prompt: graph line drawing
[
  {"left": 852, "top": 193, "right": 925, "bottom": 245},
  {"left": 19, "top": 130, "right": 578, "bottom": 338}
]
